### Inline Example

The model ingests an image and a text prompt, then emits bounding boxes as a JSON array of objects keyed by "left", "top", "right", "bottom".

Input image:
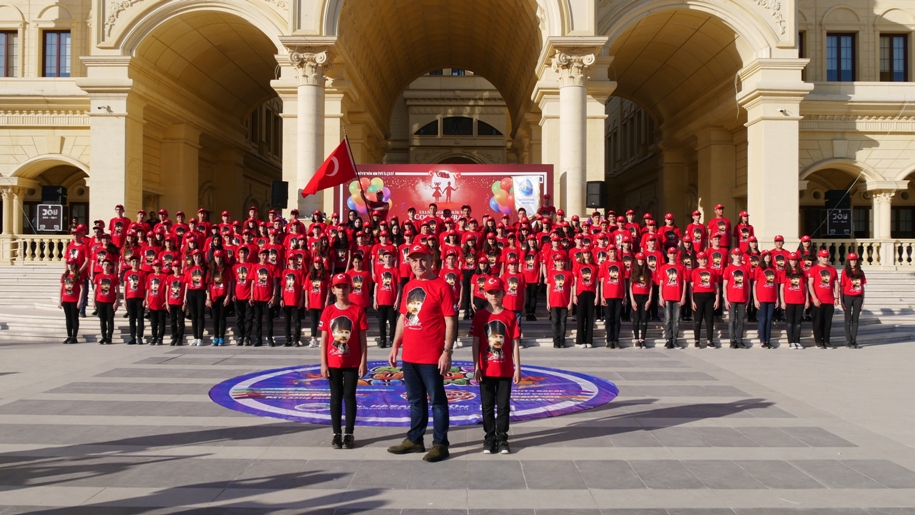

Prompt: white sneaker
[
  {"left": 454, "top": 339, "right": 463, "bottom": 348},
  {"left": 585, "top": 343, "right": 593, "bottom": 348},
  {"left": 309, "top": 338, "right": 318, "bottom": 348},
  {"left": 575, "top": 344, "right": 584, "bottom": 348},
  {"left": 195, "top": 339, "right": 201, "bottom": 347}
]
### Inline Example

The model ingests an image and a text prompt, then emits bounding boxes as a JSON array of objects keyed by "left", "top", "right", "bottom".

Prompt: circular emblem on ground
[{"left": 209, "top": 361, "right": 618, "bottom": 426}]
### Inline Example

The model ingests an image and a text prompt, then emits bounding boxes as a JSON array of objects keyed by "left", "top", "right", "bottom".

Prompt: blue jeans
[
  {"left": 757, "top": 302, "right": 775, "bottom": 343},
  {"left": 402, "top": 361, "right": 450, "bottom": 447},
  {"left": 79, "top": 278, "right": 89, "bottom": 315}
]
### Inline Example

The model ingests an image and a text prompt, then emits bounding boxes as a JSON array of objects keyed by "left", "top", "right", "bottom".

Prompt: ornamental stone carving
[
  {"left": 752, "top": 0, "right": 787, "bottom": 35},
  {"left": 551, "top": 49, "right": 595, "bottom": 87},
  {"left": 289, "top": 50, "right": 332, "bottom": 87}
]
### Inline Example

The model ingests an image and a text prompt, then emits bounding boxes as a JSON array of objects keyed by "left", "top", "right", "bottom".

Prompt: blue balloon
[
  {"left": 347, "top": 197, "right": 356, "bottom": 210},
  {"left": 489, "top": 196, "right": 500, "bottom": 213}
]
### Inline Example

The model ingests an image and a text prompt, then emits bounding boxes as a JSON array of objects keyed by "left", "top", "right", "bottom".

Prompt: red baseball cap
[
  {"left": 665, "top": 213, "right": 674, "bottom": 220},
  {"left": 748, "top": 236, "right": 758, "bottom": 242},
  {"left": 692, "top": 210, "right": 701, "bottom": 217},
  {"left": 484, "top": 277, "right": 504, "bottom": 292},
  {"left": 626, "top": 209, "right": 635, "bottom": 215},
  {"left": 739, "top": 211, "right": 748, "bottom": 217},
  {"left": 571, "top": 215, "right": 579, "bottom": 221},
  {"left": 774, "top": 235, "right": 785, "bottom": 241},
  {"left": 332, "top": 273, "right": 352, "bottom": 287},
  {"left": 696, "top": 251, "right": 708, "bottom": 259},
  {"left": 407, "top": 243, "right": 431, "bottom": 258},
  {"left": 731, "top": 248, "right": 742, "bottom": 255},
  {"left": 817, "top": 249, "right": 830, "bottom": 258},
  {"left": 506, "top": 256, "right": 519, "bottom": 264},
  {"left": 715, "top": 204, "right": 724, "bottom": 210},
  {"left": 667, "top": 247, "right": 678, "bottom": 254},
  {"left": 221, "top": 210, "right": 230, "bottom": 217},
  {"left": 847, "top": 252, "right": 859, "bottom": 260},
  {"left": 801, "top": 235, "right": 811, "bottom": 242},
  {"left": 788, "top": 252, "right": 800, "bottom": 260},
  {"left": 158, "top": 209, "right": 168, "bottom": 215},
  {"left": 556, "top": 209, "right": 565, "bottom": 216},
  {"left": 643, "top": 213, "right": 653, "bottom": 220},
  {"left": 635, "top": 252, "right": 646, "bottom": 260},
  {"left": 682, "top": 236, "right": 693, "bottom": 243},
  {"left": 213, "top": 250, "right": 225, "bottom": 258}
]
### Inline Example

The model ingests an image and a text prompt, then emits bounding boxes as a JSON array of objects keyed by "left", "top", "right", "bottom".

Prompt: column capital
[
  {"left": 288, "top": 49, "right": 333, "bottom": 87},
  {"left": 865, "top": 181, "right": 909, "bottom": 193},
  {"left": 551, "top": 49, "right": 596, "bottom": 87}
]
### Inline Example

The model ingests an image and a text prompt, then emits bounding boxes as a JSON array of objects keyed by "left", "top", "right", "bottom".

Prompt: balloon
[
  {"left": 509, "top": 187, "right": 514, "bottom": 195},
  {"left": 367, "top": 185, "right": 380, "bottom": 194},
  {"left": 352, "top": 195, "right": 365, "bottom": 206},
  {"left": 500, "top": 204, "right": 512, "bottom": 215},
  {"left": 382, "top": 187, "right": 391, "bottom": 201},
  {"left": 493, "top": 190, "right": 508, "bottom": 205},
  {"left": 347, "top": 197, "right": 356, "bottom": 210},
  {"left": 500, "top": 177, "right": 513, "bottom": 192},
  {"left": 371, "top": 177, "right": 384, "bottom": 188},
  {"left": 491, "top": 182, "right": 501, "bottom": 194},
  {"left": 506, "top": 194, "right": 514, "bottom": 207},
  {"left": 359, "top": 178, "right": 371, "bottom": 190},
  {"left": 356, "top": 203, "right": 367, "bottom": 214},
  {"left": 489, "top": 197, "right": 500, "bottom": 212}
]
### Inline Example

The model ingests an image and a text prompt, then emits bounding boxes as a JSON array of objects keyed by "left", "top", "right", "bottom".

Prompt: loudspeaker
[
  {"left": 825, "top": 189, "right": 851, "bottom": 210},
  {"left": 586, "top": 181, "right": 606, "bottom": 208},
  {"left": 41, "top": 186, "right": 67, "bottom": 204},
  {"left": 270, "top": 181, "right": 288, "bottom": 209}
]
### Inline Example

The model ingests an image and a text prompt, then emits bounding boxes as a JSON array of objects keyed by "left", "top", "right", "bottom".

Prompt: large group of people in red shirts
[{"left": 57, "top": 195, "right": 868, "bottom": 351}]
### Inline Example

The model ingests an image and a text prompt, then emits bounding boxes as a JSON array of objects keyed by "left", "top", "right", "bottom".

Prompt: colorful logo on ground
[{"left": 209, "top": 361, "right": 619, "bottom": 427}]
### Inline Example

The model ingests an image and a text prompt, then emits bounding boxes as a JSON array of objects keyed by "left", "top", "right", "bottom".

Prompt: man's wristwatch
[{"left": 442, "top": 348, "right": 453, "bottom": 355}]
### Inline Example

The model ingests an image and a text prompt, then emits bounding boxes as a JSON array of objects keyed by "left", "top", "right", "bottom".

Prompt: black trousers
[
  {"left": 843, "top": 295, "right": 863, "bottom": 344},
  {"left": 63, "top": 301, "right": 80, "bottom": 338},
  {"left": 648, "top": 285, "right": 659, "bottom": 320},
  {"left": 97, "top": 302, "right": 114, "bottom": 340},
  {"left": 307, "top": 308, "right": 321, "bottom": 338},
  {"left": 461, "top": 270, "right": 473, "bottom": 314},
  {"left": 149, "top": 309, "right": 166, "bottom": 340},
  {"left": 472, "top": 297, "right": 488, "bottom": 312},
  {"left": 785, "top": 303, "right": 804, "bottom": 344},
  {"left": 377, "top": 305, "right": 397, "bottom": 343},
  {"left": 525, "top": 283, "right": 538, "bottom": 316},
  {"left": 480, "top": 376, "right": 512, "bottom": 444},
  {"left": 576, "top": 291, "right": 596, "bottom": 344},
  {"left": 812, "top": 303, "right": 835, "bottom": 345},
  {"left": 235, "top": 300, "right": 253, "bottom": 341},
  {"left": 693, "top": 292, "right": 715, "bottom": 342},
  {"left": 550, "top": 307, "right": 568, "bottom": 347},
  {"left": 284, "top": 306, "right": 302, "bottom": 341},
  {"left": 681, "top": 286, "right": 693, "bottom": 319},
  {"left": 632, "top": 294, "right": 649, "bottom": 339},
  {"left": 126, "top": 298, "right": 145, "bottom": 339},
  {"left": 187, "top": 290, "right": 207, "bottom": 339},
  {"left": 169, "top": 304, "right": 185, "bottom": 342},
  {"left": 328, "top": 367, "right": 359, "bottom": 434},
  {"left": 603, "top": 298, "right": 623, "bottom": 343},
  {"left": 254, "top": 301, "right": 273, "bottom": 340},
  {"left": 211, "top": 296, "right": 227, "bottom": 338}
]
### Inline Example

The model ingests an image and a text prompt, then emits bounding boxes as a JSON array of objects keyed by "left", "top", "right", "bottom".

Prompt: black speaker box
[
  {"left": 586, "top": 181, "right": 606, "bottom": 208},
  {"left": 41, "top": 186, "right": 67, "bottom": 204},
  {"left": 271, "top": 181, "right": 288, "bottom": 209}
]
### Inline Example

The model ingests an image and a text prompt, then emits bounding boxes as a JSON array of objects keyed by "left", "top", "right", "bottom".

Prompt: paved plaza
[{"left": 0, "top": 338, "right": 914, "bottom": 514}]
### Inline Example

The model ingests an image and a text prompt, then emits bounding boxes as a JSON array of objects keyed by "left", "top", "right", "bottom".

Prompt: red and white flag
[{"left": 301, "top": 137, "right": 358, "bottom": 198}]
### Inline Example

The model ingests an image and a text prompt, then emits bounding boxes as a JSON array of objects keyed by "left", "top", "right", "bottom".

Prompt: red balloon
[
  {"left": 500, "top": 177, "right": 513, "bottom": 192},
  {"left": 506, "top": 194, "right": 514, "bottom": 207},
  {"left": 359, "top": 178, "right": 371, "bottom": 190}
]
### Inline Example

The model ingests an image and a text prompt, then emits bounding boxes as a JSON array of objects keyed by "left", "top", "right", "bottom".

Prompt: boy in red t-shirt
[
  {"left": 347, "top": 253, "right": 373, "bottom": 310},
  {"left": 166, "top": 269, "right": 187, "bottom": 345},
  {"left": 373, "top": 249, "right": 401, "bottom": 348},
  {"left": 319, "top": 273, "right": 368, "bottom": 450},
  {"left": 123, "top": 256, "right": 147, "bottom": 345},
  {"left": 280, "top": 256, "right": 305, "bottom": 346},
  {"left": 723, "top": 248, "right": 751, "bottom": 348},
  {"left": 807, "top": 249, "right": 840, "bottom": 349},
  {"left": 93, "top": 258, "right": 120, "bottom": 344},
  {"left": 501, "top": 257, "right": 527, "bottom": 337},
  {"left": 145, "top": 260, "right": 168, "bottom": 345},
  {"left": 546, "top": 254, "right": 573, "bottom": 348},
  {"left": 471, "top": 277, "right": 521, "bottom": 455},
  {"left": 658, "top": 248, "right": 686, "bottom": 349}
]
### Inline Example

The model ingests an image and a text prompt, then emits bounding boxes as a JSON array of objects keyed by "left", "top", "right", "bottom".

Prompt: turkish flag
[{"left": 301, "top": 137, "right": 358, "bottom": 198}]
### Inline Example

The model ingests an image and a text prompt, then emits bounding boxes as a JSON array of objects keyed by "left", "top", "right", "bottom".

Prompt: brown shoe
[
  {"left": 387, "top": 438, "right": 425, "bottom": 454},
  {"left": 422, "top": 443, "right": 450, "bottom": 462}
]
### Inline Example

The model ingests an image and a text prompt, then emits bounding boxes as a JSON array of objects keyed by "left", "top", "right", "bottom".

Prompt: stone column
[
  {"left": 871, "top": 190, "right": 894, "bottom": 241},
  {"left": 160, "top": 124, "right": 201, "bottom": 215},
  {"left": 289, "top": 49, "right": 330, "bottom": 215},
  {"left": 0, "top": 187, "right": 11, "bottom": 235},
  {"left": 10, "top": 187, "right": 23, "bottom": 235},
  {"left": 737, "top": 58, "right": 813, "bottom": 245},
  {"left": 552, "top": 49, "right": 593, "bottom": 218},
  {"left": 660, "top": 149, "right": 689, "bottom": 220},
  {"left": 696, "top": 128, "right": 736, "bottom": 220}
]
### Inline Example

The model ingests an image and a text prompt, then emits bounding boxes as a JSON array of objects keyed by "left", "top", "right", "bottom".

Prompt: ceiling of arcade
[
  {"left": 134, "top": 11, "right": 278, "bottom": 121},
  {"left": 608, "top": 9, "right": 753, "bottom": 129},
  {"left": 335, "top": 0, "right": 543, "bottom": 137}
]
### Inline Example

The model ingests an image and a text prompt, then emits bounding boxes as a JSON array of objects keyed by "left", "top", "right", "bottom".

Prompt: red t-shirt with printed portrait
[
  {"left": 280, "top": 268, "right": 305, "bottom": 307},
  {"left": 319, "top": 303, "right": 368, "bottom": 368},
  {"left": 439, "top": 266, "right": 462, "bottom": 304},
  {"left": 573, "top": 263, "right": 598, "bottom": 294},
  {"left": 599, "top": 261, "right": 626, "bottom": 299},
  {"left": 629, "top": 271, "right": 652, "bottom": 296},
  {"left": 770, "top": 249, "right": 790, "bottom": 270},
  {"left": 753, "top": 267, "right": 779, "bottom": 303},
  {"left": 145, "top": 273, "right": 168, "bottom": 311},
  {"left": 399, "top": 277, "right": 457, "bottom": 365},
  {"left": 521, "top": 251, "right": 540, "bottom": 284},
  {"left": 233, "top": 263, "right": 253, "bottom": 300},
  {"left": 304, "top": 273, "right": 329, "bottom": 309},
  {"left": 123, "top": 269, "right": 147, "bottom": 299},
  {"left": 808, "top": 264, "right": 838, "bottom": 304},
  {"left": 841, "top": 271, "right": 866, "bottom": 297},
  {"left": 347, "top": 269, "right": 373, "bottom": 308},
  {"left": 547, "top": 268, "right": 572, "bottom": 308},
  {"left": 93, "top": 273, "right": 119, "bottom": 303},
  {"left": 251, "top": 263, "right": 277, "bottom": 302},
  {"left": 707, "top": 248, "right": 727, "bottom": 274},
  {"left": 708, "top": 217, "right": 732, "bottom": 247},
  {"left": 185, "top": 265, "right": 207, "bottom": 291},
  {"left": 502, "top": 272, "right": 526, "bottom": 311},
  {"left": 60, "top": 272, "right": 84, "bottom": 303},
  {"left": 374, "top": 265, "right": 400, "bottom": 306},
  {"left": 208, "top": 267, "right": 230, "bottom": 299},
  {"left": 658, "top": 263, "right": 685, "bottom": 302},
  {"left": 781, "top": 270, "right": 808, "bottom": 305},
  {"left": 166, "top": 273, "right": 186, "bottom": 306},
  {"left": 691, "top": 267, "right": 717, "bottom": 294},
  {"left": 470, "top": 308, "right": 520, "bottom": 378},
  {"left": 723, "top": 264, "right": 750, "bottom": 303}
]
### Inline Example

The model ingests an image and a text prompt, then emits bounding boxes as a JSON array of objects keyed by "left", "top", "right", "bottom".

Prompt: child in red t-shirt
[
  {"left": 145, "top": 260, "right": 168, "bottom": 345},
  {"left": 723, "top": 248, "right": 751, "bottom": 349},
  {"left": 123, "top": 256, "right": 147, "bottom": 345},
  {"left": 319, "top": 273, "right": 368, "bottom": 450},
  {"left": 470, "top": 276, "right": 521, "bottom": 455},
  {"left": 305, "top": 256, "right": 330, "bottom": 348},
  {"left": 373, "top": 250, "right": 401, "bottom": 348},
  {"left": 59, "top": 259, "right": 85, "bottom": 344},
  {"left": 546, "top": 253, "right": 572, "bottom": 348},
  {"left": 93, "top": 258, "right": 120, "bottom": 344},
  {"left": 280, "top": 256, "right": 305, "bottom": 346}
]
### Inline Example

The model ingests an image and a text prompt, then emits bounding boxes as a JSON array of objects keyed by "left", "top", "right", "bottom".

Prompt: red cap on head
[
  {"left": 407, "top": 243, "right": 432, "bottom": 258},
  {"left": 774, "top": 235, "right": 785, "bottom": 241},
  {"left": 213, "top": 250, "right": 225, "bottom": 258},
  {"left": 556, "top": 209, "right": 565, "bottom": 216},
  {"left": 682, "top": 236, "right": 693, "bottom": 243},
  {"left": 571, "top": 215, "right": 579, "bottom": 221},
  {"left": 332, "top": 273, "right": 352, "bottom": 287},
  {"left": 477, "top": 256, "right": 489, "bottom": 264},
  {"left": 696, "top": 251, "right": 708, "bottom": 259},
  {"left": 158, "top": 209, "right": 168, "bottom": 215},
  {"left": 506, "top": 256, "right": 519, "bottom": 264},
  {"left": 692, "top": 210, "right": 701, "bottom": 217},
  {"left": 221, "top": 210, "right": 230, "bottom": 217},
  {"left": 626, "top": 209, "right": 635, "bottom": 215},
  {"left": 635, "top": 252, "right": 646, "bottom": 260},
  {"left": 665, "top": 213, "right": 674, "bottom": 220},
  {"left": 731, "top": 248, "right": 742, "bottom": 255},
  {"left": 176, "top": 211, "right": 185, "bottom": 217},
  {"left": 715, "top": 204, "right": 724, "bottom": 210},
  {"left": 739, "top": 211, "right": 749, "bottom": 217},
  {"left": 748, "top": 236, "right": 758, "bottom": 242},
  {"left": 643, "top": 213, "right": 653, "bottom": 220},
  {"left": 198, "top": 208, "right": 207, "bottom": 214},
  {"left": 484, "top": 276, "right": 504, "bottom": 292},
  {"left": 801, "top": 235, "right": 811, "bottom": 242},
  {"left": 847, "top": 252, "right": 859, "bottom": 260},
  {"left": 818, "top": 249, "right": 830, "bottom": 258},
  {"left": 667, "top": 247, "right": 678, "bottom": 254}
]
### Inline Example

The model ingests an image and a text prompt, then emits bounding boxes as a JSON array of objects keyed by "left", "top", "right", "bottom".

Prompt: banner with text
[{"left": 335, "top": 164, "right": 552, "bottom": 221}]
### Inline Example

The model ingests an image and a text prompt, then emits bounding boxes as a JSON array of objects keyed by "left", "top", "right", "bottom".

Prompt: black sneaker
[
  {"left": 483, "top": 440, "right": 494, "bottom": 454},
  {"left": 127, "top": 338, "right": 137, "bottom": 345},
  {"left": 387, "top": 438, "right": 425, "bottom": 454},
  {"left": 423, "top": 443, "right": 450, "bottom": 462},
  {"left": 498, "top": 441, "right": 511, "bottom": 454},
  {"left": 331, "top": 434, "right": 343, "bottom": 449},
  {"left": 342, "top": 434, "right": 354, "bottom": 449}
]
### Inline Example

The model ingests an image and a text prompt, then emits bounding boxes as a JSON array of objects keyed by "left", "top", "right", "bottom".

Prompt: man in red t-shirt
[
  {"left": 807, "top": 249, "right": 840, "bottom": 348},
  {"left": 708, "top": 204, "right": 732, "bottom": 249},
  {"left": 722, "top": 248, "right": 750, "bottom": 348},
  {"left": 123, "top": 256, "right": 147, "bottom": 345},
  {"left": 387, "top": 243, "right": 456, "bottom": 463}
]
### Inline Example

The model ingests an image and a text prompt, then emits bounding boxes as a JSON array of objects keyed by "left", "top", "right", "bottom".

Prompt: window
[
  {"left": 826, "top": 33, "right": 855, "bottom": 82},
  {"left": 476, "top": 120, "right": 502, "bottom": 136},
  {"left": 0, "top": 31, "right": 17, "bottom": 77},
  {"left": 428, "top": 69, "right": 443, "bottom": 76},
  {"left": 414, "top": 120, "right": 438, "bottom": 136},
  {"left": 798, "top": 31, "right": 806, "bottom": 81},
  {"left": 442, "top": 117, "right": 473, "bottom": 136},
  {"left": 43, "top": 31, "right": 71, "bottom": 77},
  {"left": 880, "top": 34, "right": 908, "bottom": 82},
  {"left": 271, "top": 111, "right": 282, "bottom": 156},
  {"left": 450, "top": 68, "right": 466, "bottom": 76},
  {"left": 248, "top": 109, "right": 259, "bottom": 145}
]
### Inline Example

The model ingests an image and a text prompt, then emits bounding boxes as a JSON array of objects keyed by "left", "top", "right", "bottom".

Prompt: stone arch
[
  {"left": 11, "top": 154, "right": 89, "bottom": 180},
  {"left": 0, "top": 4, "right": 25, "bottom": 23},
  {"left": 892, "top": 163, "right": 915, "bottom": 182},
  {"left": 116, "top": 0, "right": 285, "bottom": 56},
  {"left": 435, "top": 153, "right": 483, "bottom": 165},
  {"left": 821, "top": 6, "right": 862, "bottom": 28},
  {"left": 799, "top": 158, "right": 884, "bottom": 185},
  {"left": 36, "top": 3, "right": 73, "bottom": 22},
  {"left": 599, "top": 0, "right": 780, "bottom": 55}
]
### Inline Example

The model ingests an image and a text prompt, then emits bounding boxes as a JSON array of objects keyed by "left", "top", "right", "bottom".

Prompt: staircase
[{"left": 2, "top": 265, "right": 915, "bottom": 345}]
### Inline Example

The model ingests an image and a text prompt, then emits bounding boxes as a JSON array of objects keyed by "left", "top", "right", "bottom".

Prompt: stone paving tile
[
  {"left": 405, "top": 460, "right": 467, "bottom": 489},
  {"left": 733, "top": 460, "right": 825, "bottom": 489},
  {"left": 624, "top": 385, "right": 749, "bottom": 397},
  {"left": 691, "top": 427, "right": 761, "bottom": 447},
  {"left": 789, "top": 460, "right": 886, "bottom": 489},
  {"left": 597, "top": 511, "right": 668, "bottom": 515},
  {"left": 617, "top": 372, "right": 717, "bottom": 381},
  {"left": 46, "top": 382, "right": 212, "bottom": 395},
  {"left": 574, "top": 460, "right": 645, "bottom": 489},
  {"left": 649, "top": 428, "right": 712, "bottom": 447},
  {"left": 781, "top": 427, "right": 857, "bottom": 447},
  {"left": 350, "top": 460, "right": 414, "bottom": 489},
  {"left": 521, "top": 460, "right": 584, "bottom": 490},
  {"left": 467, "top": 461, "right": 526, "bottom": 490},
  {"left": 96, "top": 368, "right": 247, "bottom": 379},
  {"left": 735, "top": 427, "right": 808, "bottom": 447},
  {"left": 606, "top": 430, "right": 664, "bottom": 448},
  {"left": 841, "top": 459, "right": 915, "bottom": 488},
  {"left": 627, "top": 460, "right": 707, "bottom": 489},
  {"left": 681, "top": 460, "right": 767, "bottom": 489},
  {"left": 668, "top": 510, "right": 737, "bottom": 515},
  {"left": 737, "top": 510, "right": 870, "bottom": 515}
]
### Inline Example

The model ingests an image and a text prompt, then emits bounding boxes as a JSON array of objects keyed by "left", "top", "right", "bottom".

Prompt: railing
[
  {"left": 7, "top": 235, "right": 71, "bottom": 265},
  {"left": 814, "top": 238, "right": 915, "bottom": 268}
]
